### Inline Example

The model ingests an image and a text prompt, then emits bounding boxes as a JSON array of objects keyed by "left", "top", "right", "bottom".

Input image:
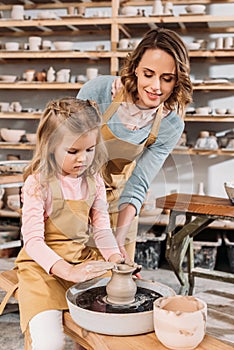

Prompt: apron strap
[
  {"left": 145, "top": 103, "right": 164, "bottom": 148},
  {"left": 0, "top": 282, "right": 19, "bottom": 315},
  {"left": 102, "top": 87, "right": 164, "bottom": 148},
  {"left": 102, "top": 89, "right": 124, "bottom": 123}
]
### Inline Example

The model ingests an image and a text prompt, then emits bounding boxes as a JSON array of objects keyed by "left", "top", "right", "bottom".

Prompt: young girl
[{"left": 15, "top": 97, "right": 123, "bottom": 350}]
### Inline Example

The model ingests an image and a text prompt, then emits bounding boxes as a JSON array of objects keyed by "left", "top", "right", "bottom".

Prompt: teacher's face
[{"left": 135, "top": 48, "right": 177, "bottom": 108}]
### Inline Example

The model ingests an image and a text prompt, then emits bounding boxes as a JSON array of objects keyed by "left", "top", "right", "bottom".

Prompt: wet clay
[{"left": 106, "top": 264, "right": 137, "bottom": 304}]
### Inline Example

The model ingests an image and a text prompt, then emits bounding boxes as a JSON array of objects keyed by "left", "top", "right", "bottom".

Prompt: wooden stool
[{"left": 0, "top": 269, "right": 233, "bottom": 350}]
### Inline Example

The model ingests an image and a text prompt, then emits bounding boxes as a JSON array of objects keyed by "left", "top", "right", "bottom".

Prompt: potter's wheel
[{"left": 66, "top": 277, "right": 175, "bottom": 335}]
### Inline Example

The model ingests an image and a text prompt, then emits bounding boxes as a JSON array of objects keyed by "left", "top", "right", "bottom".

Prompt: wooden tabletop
[
  {"left": 63, "top": 312, "right": 233, "bottom": 350},
  {"left": 156, "top": 193, "right": 234, "bottom": 219}
]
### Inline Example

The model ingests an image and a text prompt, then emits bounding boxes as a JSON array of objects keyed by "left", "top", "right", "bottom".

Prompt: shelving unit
[{"left": 0, "top": 2, "right": 233, "bottom": 179}]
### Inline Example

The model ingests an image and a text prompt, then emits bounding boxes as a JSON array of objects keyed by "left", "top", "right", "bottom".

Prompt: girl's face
[
  {"left": 135, "top": 48, "right": 177, "bottom": 108},
  {"left": 54, "top": 129, "right": 98, "bottom": 178}
]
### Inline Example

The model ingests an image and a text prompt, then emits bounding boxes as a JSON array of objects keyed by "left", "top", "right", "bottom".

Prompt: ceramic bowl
[
  {"left": 26, "top": 133, "right": 37, "bottom": 143},
  {"left": 154, "top": 295, "right": 207, "bottom": 350},
  {"left": 7, "top": 194, "right": 21, "bottom": 211},
  {"left": 0, "top": 75, "right": 17, "bottom": 82},
  {"left": 120, "top": 6, "right": 138, "bottom": 16},
  {"left": 227, "top": 108, "right": 234, "bottom": 115},
  {"left": 224, "top": 182, "right": 234, "bottom": 205},
  {"left": 185, "top": 5, "right": 206, "bottom": 14},
  {"left": 196, "top": 107, "right": 211, "bottom": 115},
  {"left": 0, "top": 128, "right": 25, "bottom": 142},
  {"left": 215, "top": 108, "right": 227, "bottom": 115},
  {"left": 186, "top": 42, "right": 200, "bottom": 50},
  {"left": 53, "top": 41, "right": 73, "bottom": 50},
  {"left": 5, "top": 42, "right": 20, "bottom": 51}
]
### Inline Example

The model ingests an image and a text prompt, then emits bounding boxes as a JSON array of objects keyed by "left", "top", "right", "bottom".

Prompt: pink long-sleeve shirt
[{"left": 21, "top": 173, "right": 120, "bottom": 274}]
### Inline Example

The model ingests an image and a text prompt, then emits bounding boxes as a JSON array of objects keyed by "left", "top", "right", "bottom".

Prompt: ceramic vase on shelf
[
  {"left": 197, "top": 182, "right": 205, "bottom": 195},
  {"left": 152, "top": 0, "right": 163, "bottom": 15}
]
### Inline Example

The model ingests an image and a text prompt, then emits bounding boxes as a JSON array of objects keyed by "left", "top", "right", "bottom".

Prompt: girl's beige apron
[
  {"left": 15, "top": 176, "right": 99, "bottom": 333},
  {"left": 101, "top": 91, "right": 163, "bottom": 260}
]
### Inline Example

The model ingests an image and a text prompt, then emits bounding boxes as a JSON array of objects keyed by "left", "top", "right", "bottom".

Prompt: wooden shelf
[
  {"left": 0, "top": 50, "right": 233, "bottom": 60},
  {"left": 0, "top": 142, "right": 35, "bottom": 150},
  {"left": 0, "top": 50, "right": 114, "bottom": 59},
  {"left": 1, "top": 112, "right": 233, "bottom": 122},
  {"left": 0, "top": 82, "right": 233, "bottom": 91},
  {"left": 172, "top": 148, "right": 234, "bottom": 156},
  {"left": 0, "top": 82, "right": 82, "bottom": 90},
  {"left": 0, "top": 112, "right": 41, "bottom": 119},
  {"left": 185, "top": 115, "right": 234, "bottom": 122},
  {"left": 0, "top": 141, "right": 233, "bottom": 156}
]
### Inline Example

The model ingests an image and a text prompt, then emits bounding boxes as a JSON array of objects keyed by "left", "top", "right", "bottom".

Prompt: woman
[{"left": 77, "top": 28, "right": 193, "bottom": 260}]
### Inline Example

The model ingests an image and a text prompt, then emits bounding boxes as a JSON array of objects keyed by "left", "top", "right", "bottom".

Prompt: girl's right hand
[{"left": 51, "top": 259, "right": 115, "bottom": 284}]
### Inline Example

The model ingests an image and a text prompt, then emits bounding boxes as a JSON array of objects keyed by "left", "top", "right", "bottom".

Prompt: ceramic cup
[
  {"left": 118, "top": 38, "right": 129, "bottom": 50},
  {"left": 215, "top": 37, "right": 223, "bottom": 50},
  {"left": 224, "top": 37, "right": 233, "bottom": 49},
  {"left": 11, "top": 5, "right": 24, "bottom": 20},
  {"left": 0, "top": 102, "right": 10, "bottom": 112},
  {"left": 25, "top": 70, "right": 35, "bottom": 82},
  {"left": 86, "top": 68, "right": 98, "bottom": 80},
  {"left": 154, "top": 295, "right": 207, "bottom": 350},
  {"left": 29, "top": 36, "right": 42, "bottom": 51}
]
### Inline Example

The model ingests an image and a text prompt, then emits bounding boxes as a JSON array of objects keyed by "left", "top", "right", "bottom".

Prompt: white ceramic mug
[
  {"left": 11, "top": 5, "right": 24, "bottom": 20},
  {"left": 25, "top": 70, "right": 35, "bottom": 82},
  {"left": 215, "top": 37, "right": 223, "bottom": 50},
  {"left": 86, "top": 68, "right": 98, "bottom": 80},
  {"left": 164, "top": 2, "right": 173, "bottom": 15},
  {"left": 0, "top": 102, "right": 10, "bottom": 112},
  {"left": 154, "top": 295, "right": 207, "bottom": 350},
  {"left": 118, "top": 38, "right": 129, "bottom": 50},
  {"left": 152, "top": 0, "right": 163, "bottom": 15},
  {"left": 224, "top": 37, "right": 233, "bottom": 49},
  {"left": 29, "top": 36, "right": 42, "bottom": 51}
]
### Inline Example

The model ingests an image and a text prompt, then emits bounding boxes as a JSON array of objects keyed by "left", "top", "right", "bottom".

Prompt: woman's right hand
[
  {"left": 111, "top": 77, "right": 122, "bottom": 99},
  {"left": 51, "top": 259, "right": 115, "bottom": 284}
]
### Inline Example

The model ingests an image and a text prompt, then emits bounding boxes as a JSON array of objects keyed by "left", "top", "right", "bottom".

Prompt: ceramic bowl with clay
[{"left": 154, "top": 295, "right": 207, "bottom": 350}]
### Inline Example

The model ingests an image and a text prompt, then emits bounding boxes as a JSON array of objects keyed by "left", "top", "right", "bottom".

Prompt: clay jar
[
  {"left": 106, "top": 264, "right": 137, "bottom": 305},
  {"left": 154, "top": 295, "right": 207, "bottom": 350}
]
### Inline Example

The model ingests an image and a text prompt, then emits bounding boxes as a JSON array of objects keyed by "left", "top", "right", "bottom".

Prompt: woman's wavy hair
[
  {"left": 120, "top": 28, "right": 193, "bottom": 117},
  {"left": 23, "top": 97, "right": 108, "bottom": 182}
]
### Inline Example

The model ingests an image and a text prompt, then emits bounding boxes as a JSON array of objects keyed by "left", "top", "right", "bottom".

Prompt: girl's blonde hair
[
  {"left": 24, "top": 97, "right": 107, "bottom": 181},
  {"left": 120, "top": 28, "right": 193, "bottom": 117}
]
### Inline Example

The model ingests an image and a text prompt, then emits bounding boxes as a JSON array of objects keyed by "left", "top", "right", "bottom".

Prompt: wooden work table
[
  {"left": 156, "top": 193, "right": 234, "bottom": 294},
  {"left": 63, "top": 311, "right": 233, "bottom": 350}
]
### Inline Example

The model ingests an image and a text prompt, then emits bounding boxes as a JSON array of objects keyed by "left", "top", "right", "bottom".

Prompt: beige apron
[
  {"left": 101, "top": 91, "right": 164, "bottom": 259},
  {"left": 15, "top": 176, "right": 99, "bottom": 333}
]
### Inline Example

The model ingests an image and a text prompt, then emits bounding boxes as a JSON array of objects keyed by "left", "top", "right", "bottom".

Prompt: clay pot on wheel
[{"left": 106, "top": 264, "right": 137, "bottom": 305}]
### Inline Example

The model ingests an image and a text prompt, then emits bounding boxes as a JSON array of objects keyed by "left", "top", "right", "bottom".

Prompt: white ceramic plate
[{"left": 203, "top": 79, "right": 229, "bottom": 84}]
